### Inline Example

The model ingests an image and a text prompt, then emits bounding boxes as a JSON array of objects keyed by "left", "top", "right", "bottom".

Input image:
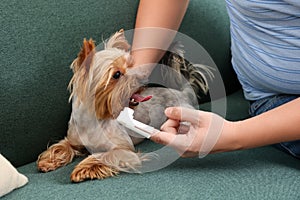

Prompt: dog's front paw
[
  {"left": 70, "top": 155, "right": 119, "bottom": 182},
  {"left": 37, "top": 139, "right": 76, "bottom": 172}
]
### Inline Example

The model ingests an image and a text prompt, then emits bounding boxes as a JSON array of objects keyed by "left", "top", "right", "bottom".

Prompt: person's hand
[{"left": 151, "top": 107, "right": 239, "bottom": 157}]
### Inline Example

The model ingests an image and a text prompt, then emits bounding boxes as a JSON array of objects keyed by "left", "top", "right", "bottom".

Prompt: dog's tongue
[{"left": 131, "top": 93, "right": 152, "bottom": 102}]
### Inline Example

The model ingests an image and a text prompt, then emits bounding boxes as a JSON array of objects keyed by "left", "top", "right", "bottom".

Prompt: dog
[{"left": 37, "top": 30, "right": 212, "bottom": 182}]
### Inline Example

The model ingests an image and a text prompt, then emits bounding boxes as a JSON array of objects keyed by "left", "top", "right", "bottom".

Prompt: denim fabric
[{"left": 249, "top": 95, "right": 300, "bottom": 159}]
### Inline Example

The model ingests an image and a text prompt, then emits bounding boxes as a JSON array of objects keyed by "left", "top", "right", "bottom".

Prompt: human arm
[
  {"left": 234, "top": 97, "right": 300, "bottom": 149},
  {"left": 151, "top": 98, "right": 300, "bottom": 157},
  {"left": 131, "top": 0, "right": 189, "bottom": 76}
]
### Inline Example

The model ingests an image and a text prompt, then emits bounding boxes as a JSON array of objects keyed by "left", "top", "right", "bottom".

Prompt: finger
[
  {"left": 161, "top": 126, "right": 178, "bottom": 134},
  {"left": 151, "top": 132, "right": 194, "bottom": 157},
  {"left": 161, "top": 121, "right": 190, "bottom": 134},
  {"left": 150, "top": 131, "right": 178, "bottom": 146},
  {"left": 165, "top": 107, "right": 200, "bottom": 124},
  {"left": 160, "top": 119, "right": 179, "bottom": 134}
]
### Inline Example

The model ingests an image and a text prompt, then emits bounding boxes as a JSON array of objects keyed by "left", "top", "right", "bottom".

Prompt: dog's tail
[{"left": 159, "top": 42, "right": 214, "bottom": 103}]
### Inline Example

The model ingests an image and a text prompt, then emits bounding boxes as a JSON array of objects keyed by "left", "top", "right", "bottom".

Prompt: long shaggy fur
[
  {"left": 159, "top": 42, "right": 214, "bottom": 101},
  {"left": 37, "top": 29, "right": 212, "bottom": 182}
]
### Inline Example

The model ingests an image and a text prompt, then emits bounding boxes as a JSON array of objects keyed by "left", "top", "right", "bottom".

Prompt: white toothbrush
[{"left": 117, "top": 107, "right": 159, "bottom": 139}]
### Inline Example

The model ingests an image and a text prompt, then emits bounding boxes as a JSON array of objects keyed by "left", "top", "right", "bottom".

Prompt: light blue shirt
[{"left": 225, "top": 0, "right": 300, "bottom": 100}]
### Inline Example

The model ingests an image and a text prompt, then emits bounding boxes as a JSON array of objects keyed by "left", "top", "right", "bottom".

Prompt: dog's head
[{"left": 68, "top": 30, "right": 151, "bottom": 120}]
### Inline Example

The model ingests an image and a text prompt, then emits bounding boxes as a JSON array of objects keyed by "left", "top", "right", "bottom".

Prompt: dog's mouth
[{"left": 129, "top": 93, "right": 152, "bottom": 107}]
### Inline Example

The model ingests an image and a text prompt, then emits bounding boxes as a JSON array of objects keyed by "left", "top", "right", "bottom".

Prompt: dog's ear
[
  {"left": 105, "top": 29, "right": 130, "bottom": 51},
  {"left": 68, "top": 38, "right": 95, "bottom": 102},
  {"left": 76, "top": 38, "right": 96, "bottom": 72}
]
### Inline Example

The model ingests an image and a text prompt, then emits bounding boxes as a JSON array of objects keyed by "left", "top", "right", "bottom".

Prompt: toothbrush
[{"left": 116, "top": 107, "right": 159, "bottom": 139}]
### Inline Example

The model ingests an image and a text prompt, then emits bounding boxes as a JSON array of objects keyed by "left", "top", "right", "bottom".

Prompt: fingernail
[{"left": 165, "top": 107, "right": 172, "bottom": 115}]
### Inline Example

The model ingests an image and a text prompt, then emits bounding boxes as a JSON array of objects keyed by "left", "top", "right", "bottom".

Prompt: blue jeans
[{"left": 249, "top": 94, "right": 300, "bottom": 159}]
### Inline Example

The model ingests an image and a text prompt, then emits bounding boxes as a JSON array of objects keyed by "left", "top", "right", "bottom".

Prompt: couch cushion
[
  {"left": 0, "top": 0, "right": 140, "bottom": 167},
  {"left": 2, "top": 146, "right": 299, "bottom": 200},
  {"left": 200, "top": 89, "right": 250, "bottom": 121},
  {"left": 0, "top": 0, "right": 240, "bottom": 167}
]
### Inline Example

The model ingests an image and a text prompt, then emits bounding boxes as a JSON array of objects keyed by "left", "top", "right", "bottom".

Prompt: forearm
[
  {"left": 134, "top": 0, "right": 189, "bottom": 31},
  {"left": 234, "top": 97, "right": 300, "bottom": 150},
  {"left": 131, "top": 0, "right": 189, "bottom": 73}
]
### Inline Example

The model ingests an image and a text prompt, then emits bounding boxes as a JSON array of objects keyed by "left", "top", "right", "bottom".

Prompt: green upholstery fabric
[
  {"left": 0, "top": 0, "right": 237, "bottom": 167},
  {"left": 200, "top": 89, "right": 250, "bottom": 121},
  {"left": 0, "top": 0, "right": 140, "bottom": 167},
  {"left": 1, "top": 0, "right": 299, "bottom": 199},
  {"left": 3, "top": 146, "right": 300, "bottom": 200}
]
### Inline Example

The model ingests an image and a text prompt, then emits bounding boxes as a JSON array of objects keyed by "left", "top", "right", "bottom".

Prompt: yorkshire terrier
[{"left": 37, "top": 30, "right": 212, "bottom": 182}]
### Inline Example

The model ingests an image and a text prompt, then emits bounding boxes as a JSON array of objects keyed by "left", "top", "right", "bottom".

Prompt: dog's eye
[{"left": 113, "top": 71, "right": 122, "bottom": 79}]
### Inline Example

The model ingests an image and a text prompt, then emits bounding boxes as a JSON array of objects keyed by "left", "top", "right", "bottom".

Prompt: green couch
[{"left": 1, "top": 0, "right": 299, "bottom": 199}]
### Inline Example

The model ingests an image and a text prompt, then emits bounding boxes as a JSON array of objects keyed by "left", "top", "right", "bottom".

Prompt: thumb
[{"left": 165, "top": 107, "right": 200, "bottom": 124}]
